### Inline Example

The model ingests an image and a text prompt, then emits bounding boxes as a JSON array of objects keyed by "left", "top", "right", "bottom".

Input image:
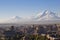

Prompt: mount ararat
[{"left": 0, "top": 10, "right": 60, "bottom": 24}]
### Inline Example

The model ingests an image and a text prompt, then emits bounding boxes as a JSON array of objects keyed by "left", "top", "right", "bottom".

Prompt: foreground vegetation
[{"left": 0, "top": 34, "right": 49, "bottom": 40}]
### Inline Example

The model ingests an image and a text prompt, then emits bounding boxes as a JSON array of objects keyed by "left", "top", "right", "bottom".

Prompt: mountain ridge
[
  {"left": 35, "top": 10, "right": 60, "bottom": 21},
  {"left": 0, "top": 10, "right": 60, "bottom": 24}
]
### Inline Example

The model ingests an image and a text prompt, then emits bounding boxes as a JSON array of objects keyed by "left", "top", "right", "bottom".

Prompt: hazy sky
[{"left": 0, "top": 0, "right": 60, "bottom": 19}]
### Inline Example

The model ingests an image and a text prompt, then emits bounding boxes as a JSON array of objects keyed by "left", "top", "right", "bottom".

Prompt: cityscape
[
  {"left": 0, "top": 0, "right": 60, "bottom": 40},
  {"left": 0, "top": 24, "right": 60, "bottom": 40}
]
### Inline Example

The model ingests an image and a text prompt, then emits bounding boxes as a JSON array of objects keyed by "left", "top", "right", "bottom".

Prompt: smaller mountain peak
[{"left": 11, "top": 16, "right": 21, "bottom": 19}]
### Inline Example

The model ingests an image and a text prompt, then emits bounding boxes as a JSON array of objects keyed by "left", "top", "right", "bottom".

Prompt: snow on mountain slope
[
  {"left": 6, "top": 16, "right": 32, "bottom": 23},
  {"left": 11, "top": 16, "right": 21, "bottom": 20},
  {"left": 4, "top": 16, "right": 22, "bottom": 23},
  {"left": 35, "top": 10, "right": 60, "bottom": 21},
  {"left": 0, "top": 10, "right": 60, "bottom": 24}
]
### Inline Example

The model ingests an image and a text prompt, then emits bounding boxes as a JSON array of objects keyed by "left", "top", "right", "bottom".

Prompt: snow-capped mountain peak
[
  {"left": 43, "top": 10, "right": 56, "bottom": 16},
  {"left": 11, "top": 16, "right": 21, "bottom": 20},
  {"left": 35, "top": 10, "right": 60, "bottom": 20},
  {"left": 0, "top": 10, "right": 60, "bottom": 24}
]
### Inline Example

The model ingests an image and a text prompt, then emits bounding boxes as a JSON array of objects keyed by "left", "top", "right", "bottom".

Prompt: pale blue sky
[{"left": 0, "top": 0, "right": 60, "bottom": 19}]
